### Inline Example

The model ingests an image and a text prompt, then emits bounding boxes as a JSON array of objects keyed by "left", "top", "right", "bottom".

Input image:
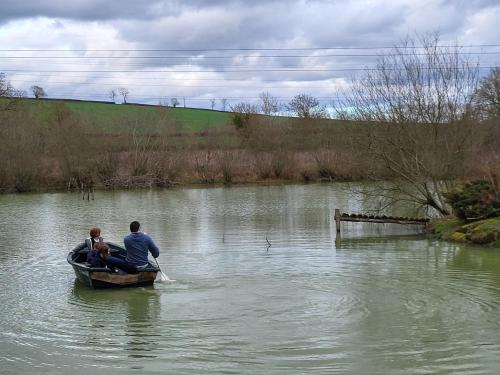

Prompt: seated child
[
  {"left": 85, "top": 227, "right": 104, "bottom": 250},
  {"left": 86, "top": 242, "right": 110, "bottom": 268}
]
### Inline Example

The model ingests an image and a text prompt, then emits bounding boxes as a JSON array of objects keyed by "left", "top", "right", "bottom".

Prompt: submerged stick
[{"left": 266, "top": 236, "right": 271, "bottom": 251}]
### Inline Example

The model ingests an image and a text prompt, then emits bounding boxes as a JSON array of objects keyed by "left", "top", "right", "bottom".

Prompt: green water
[{"left": 1, "top": 184, "right": 500, "bottom": 374}]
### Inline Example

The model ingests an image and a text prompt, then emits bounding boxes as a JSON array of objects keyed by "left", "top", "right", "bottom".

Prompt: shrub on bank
[
  {"left": 432, "top": 216, "right": 500, "bottom": 247},
  {"left": 445, "top": 180, "right": 500, "bottom": 221}
]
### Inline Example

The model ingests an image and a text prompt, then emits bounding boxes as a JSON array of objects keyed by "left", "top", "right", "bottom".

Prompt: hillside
[
  {"left": 1, "top": 96, "right": 498, "bottom": 195},
  {"left": 4, "top": 98, "right": 232, "bottom": 133}
]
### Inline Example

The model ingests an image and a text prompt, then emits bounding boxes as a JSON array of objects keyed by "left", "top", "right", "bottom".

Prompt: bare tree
[
  {"left": 231, "top": 102, "right": 259, "bottom": 114},
  {"left": 336, "top": 33, "right": 480, "bottom": 216},
  {"left": 118, "top": 87, "right": 129, "bottom": 103},
  {"left": 13, "top": 89, "right": 27, "bottom": 98},
  {"left": 210, "top": 99, "right": 216, "bottom": 110},
  {"left": 31, "top": 85, "right": 47, "bottom": 99},
  {"left": 287, "top": 94, "right": 327, "bottom": 118},
  {"left": 259, "top": 92, "right": 280, "bottom": 115},
  {"left": 157, "top": 97, "right": 169, "bottom": 106},
  {"left": 171, "top": 97, "right": 179, "bottom": 108},
  {"left": 474, "top": 68, "right": 500, "bottom": 119},
  {"left": 109, "top": 89, "right": 117, "bottom": 103},
  {"left": 337, "top": 33, "right": 478, "bottom": 124},
  {"left": 230, "top": 102, "right": 259, "bottom": 129},
  {"left": 0, "top": 73, "right": 14, "bottom": 97},
  {"left": 220, "top": 98, "right": 228, "bottom": 111},
  {"left": 0, "top": 73, "right": 25, "bottom": 113}
]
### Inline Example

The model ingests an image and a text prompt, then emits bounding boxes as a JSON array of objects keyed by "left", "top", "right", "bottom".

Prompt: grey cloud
[
  {"left": 0, "top": 0, "right": 165, "bottom": 22},
  {"left": 0, "top": 0, "right": 285, "bottom": 23},
  {"left": 2, "top": 0, "right": 498, "bottom": 106},
  {"left": 96, "top": 0, "right": 498, "bottom": 84},
  {"left": 114, "top": 3, "right": 295, "bottom": 52}
]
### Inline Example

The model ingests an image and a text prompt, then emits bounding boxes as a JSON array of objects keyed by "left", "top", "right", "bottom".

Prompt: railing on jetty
[{"left": 334, "top": 209, "right": 429, "bottom": 233}]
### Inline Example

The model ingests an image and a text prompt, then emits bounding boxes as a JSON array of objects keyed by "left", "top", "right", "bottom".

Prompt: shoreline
[
  {"left": 0, "top": 176, "right": 354, "bottom": 195},
  {"left": 431, "top": 216, "right": 500, "bottom": 248}
]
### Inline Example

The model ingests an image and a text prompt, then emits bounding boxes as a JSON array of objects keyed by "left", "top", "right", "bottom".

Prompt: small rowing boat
[{"left": 67, "top": 242, "right": 158, "bottom": 289}]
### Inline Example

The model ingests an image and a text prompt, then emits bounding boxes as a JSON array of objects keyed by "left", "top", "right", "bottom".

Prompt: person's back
[
  {"left": 106, "top": 220, "right": 160, "bottom": 273},
  {"left": 124, "top": 231, "right": 159, "bottom": 266}
]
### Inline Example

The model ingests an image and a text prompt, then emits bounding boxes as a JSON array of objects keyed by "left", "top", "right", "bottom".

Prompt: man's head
[{"left": 130, "top": 221, "right": 141, "bottom": 232}]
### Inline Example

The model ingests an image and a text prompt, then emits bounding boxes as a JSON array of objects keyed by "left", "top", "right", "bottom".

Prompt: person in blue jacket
[{"left": 106, "top": 221, "right": 160, "bottom": 273}]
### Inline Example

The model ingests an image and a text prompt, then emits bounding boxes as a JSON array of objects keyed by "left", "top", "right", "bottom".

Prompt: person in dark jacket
[
  {"left": 86, "top": 242, "right": 110, "bottom": 268},
  {"left": 106, "top": 221, "right": 160, "bottom": 273}
]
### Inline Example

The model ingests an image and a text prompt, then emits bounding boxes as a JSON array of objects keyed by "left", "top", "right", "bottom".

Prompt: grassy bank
[
  {"left": 0, "top": 98, "right": 382, "bottom": 192},
  {"left": 432, "top": 216, "right": 500, "bottom": 247},
  {"left": 1, "top": 97, "right": 499, "bottom": 194}
]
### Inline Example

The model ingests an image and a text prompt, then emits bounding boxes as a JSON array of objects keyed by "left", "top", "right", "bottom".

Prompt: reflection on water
[
  {"left": 71, "top": 282, "right": 161, "bottom": 363},
  {"left": 1, "top": 184, "right": 500, "bottom": 374}
]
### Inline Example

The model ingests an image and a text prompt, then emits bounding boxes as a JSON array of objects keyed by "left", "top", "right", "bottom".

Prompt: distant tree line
[{"left": 1, "top": 32, "right": 499, "bottom": 216}]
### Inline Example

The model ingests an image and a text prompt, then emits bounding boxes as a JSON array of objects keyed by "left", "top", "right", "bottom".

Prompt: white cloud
[{"left": 0, "top": 1, "right": 497, "bottom": 107}]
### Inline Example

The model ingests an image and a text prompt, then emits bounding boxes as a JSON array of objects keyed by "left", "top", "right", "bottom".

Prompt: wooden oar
[{"left": 153, "top": 258, "right": 175, "bottom": 282}]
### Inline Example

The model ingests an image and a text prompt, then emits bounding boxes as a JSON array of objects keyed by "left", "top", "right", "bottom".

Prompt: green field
[{"left": 4, "top": 98, "right": 231, "bottom": 133}]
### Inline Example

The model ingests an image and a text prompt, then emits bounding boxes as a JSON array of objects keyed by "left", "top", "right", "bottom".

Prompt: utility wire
[
  {"left": 3, "top": 73, "right": 340, "bottom": 82},
  {"left": 19, "top": 94, "right": 336, "bottom": 100},
  {"left": 1, "top": 51, "right": 499, "bottom": 59},
  {"left": 1, "top": 44, "right": 499, "bottom": 52},
  {"left": 1, "top": 66, "right": 496, "bottom": 73},
  {"left": 8, "top": 79, "right": 342, "bottom": 89}
]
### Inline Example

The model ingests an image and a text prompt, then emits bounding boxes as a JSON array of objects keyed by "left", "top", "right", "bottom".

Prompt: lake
[{"left": 1, "top": 183, "right": 500, "bottom": 374}]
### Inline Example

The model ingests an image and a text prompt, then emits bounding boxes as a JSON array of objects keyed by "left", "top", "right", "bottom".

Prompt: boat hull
[{"left": 68, "top": 243, "right": 159, "bottom": 289}]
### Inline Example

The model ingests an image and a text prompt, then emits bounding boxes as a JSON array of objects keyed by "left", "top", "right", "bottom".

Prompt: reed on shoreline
[{"left": 0, "top": 103, "right": 498, "bottom": 194}]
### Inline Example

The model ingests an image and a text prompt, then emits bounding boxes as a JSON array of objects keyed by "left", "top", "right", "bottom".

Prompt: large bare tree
[
  {"left": 31, "top": 85, "right": 47, "bottom": 99},
  {"left": 170, "top": 97, "right": 179, "bottom": 108},
  {"left": 474, "top": 68, "right": 500, "bottom": 120},
  {"left": 287, "top": 94, "right": 327, "bottom": 118},
  {"left": 336, "top": 33, "right": 480, "bottom": 216},
  {"left": 0, "top": 73, "right": 14, "bottom": 97},
  {"left": 1, "top": 73, "right": 25, "bottom": 111}
]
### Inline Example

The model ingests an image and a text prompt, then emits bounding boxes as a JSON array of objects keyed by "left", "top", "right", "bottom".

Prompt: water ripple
[{"left": 2, "top": 186, "right": 500, "bottom": 374}]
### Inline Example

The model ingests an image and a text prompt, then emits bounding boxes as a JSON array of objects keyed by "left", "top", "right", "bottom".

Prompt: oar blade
[
  {"left": 158, "top": 271, "right": 175, "bottom": 283},
  {"left": 152, "top": 258, "right": 175, "bottom": 282}
]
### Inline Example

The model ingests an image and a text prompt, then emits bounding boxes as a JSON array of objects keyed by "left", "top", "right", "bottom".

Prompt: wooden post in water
[{"left": 335, "top": 209, "right": 341, "bottom": 234}]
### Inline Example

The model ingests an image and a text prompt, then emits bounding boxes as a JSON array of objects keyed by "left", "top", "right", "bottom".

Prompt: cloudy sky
[{"left": 0, "top": 0, "right": 498, "bottom": 109}]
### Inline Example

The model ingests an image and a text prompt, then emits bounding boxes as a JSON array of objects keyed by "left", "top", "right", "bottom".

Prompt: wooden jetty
[{"left": 334, "top": 209, "right": 429, "bottom": 233}]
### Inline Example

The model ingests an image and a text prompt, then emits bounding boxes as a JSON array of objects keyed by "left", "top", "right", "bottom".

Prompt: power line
[
  {"left": 2, "top": 62, "right": 497, "bottom": 72},
  {"left": 1, "top": 44, "right": 500, "bottom": 52},
  {"left": 4, "top": 73, "right": 339, "bottom": 82},
  {"left": 24, "top": 93, "right": 335, "bottom": 100},
  {"left": 8, "top": 78, "right": 337, "bottom": 87},
  {"left": 1, "top": 51, "right": 499, "bottom": 59},
  {"left": 1, "top": 66, "right": 496, "bottom": 74}
]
